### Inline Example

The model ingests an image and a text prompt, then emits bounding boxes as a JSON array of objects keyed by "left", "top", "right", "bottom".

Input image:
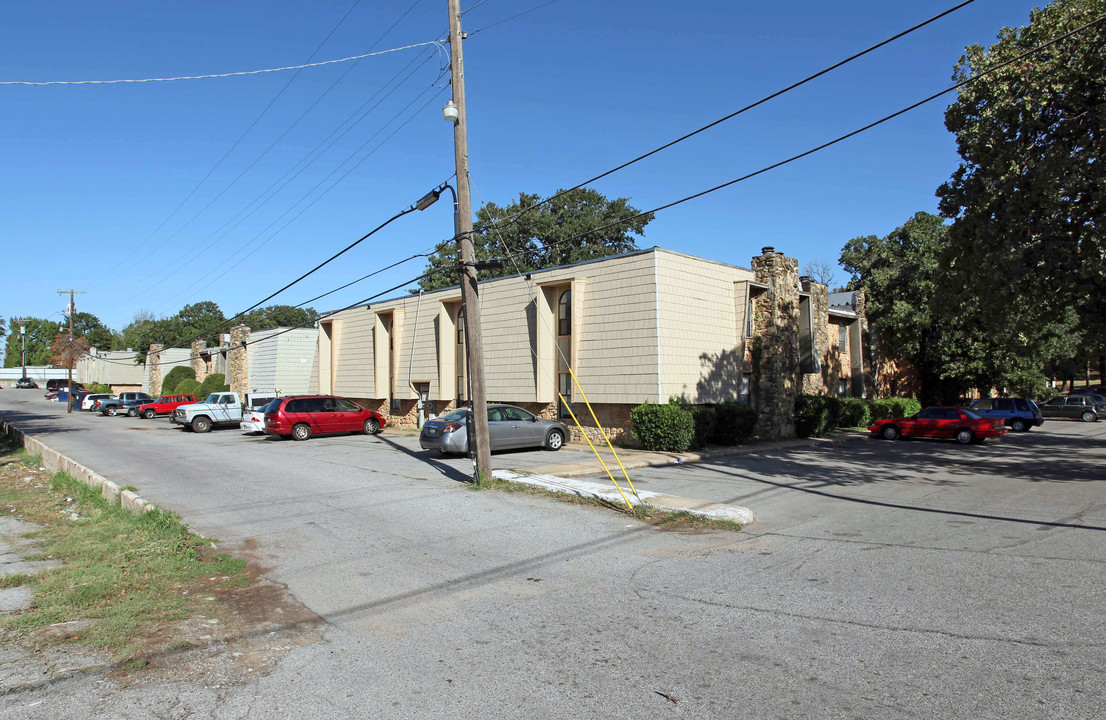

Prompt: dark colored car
[
  {"left": 262, "top": 395, "right": 386, "bottom": 441},
  {"left": 868, "top": 407, "right": 1007, "bottom": 445},
  {"left": 968, "top": 397, "right": 1044, "bottom": 432},
  {"left": 420, "top": 404, "right": 569, "bottom": 455},
  {"left": 15, "top": 377, "right": 38, "bottom": 389},
  {"left": 1039, "top": 395, "right": 1102, "bottom": 423},
  {"left": 45, "top": 378, "right": 83, "bottom": 392},
  {"left": 135, "top": 394, "right": 199, "bottom": 419},
  {"left": 1070, "top": 385, "right": 1106, "bottom": 396},
  {"left": 100, "top": 392, "right": 154, "bottom": 416}
]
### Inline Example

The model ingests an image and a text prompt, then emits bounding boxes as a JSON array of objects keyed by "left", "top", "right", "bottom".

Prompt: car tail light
[{"left": 443, "top": 422, "right": 461, "bottom": 433}]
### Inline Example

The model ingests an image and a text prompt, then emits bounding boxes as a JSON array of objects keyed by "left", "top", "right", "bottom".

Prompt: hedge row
[
  {"left": 631, "top": 399, "right": 757, "bottom": 453},
  {"left": 794, "top": 394, "right": 922, "bottom": 438},
  {"left": 160, "top": 366, "right": 195, "bottom": 396}
]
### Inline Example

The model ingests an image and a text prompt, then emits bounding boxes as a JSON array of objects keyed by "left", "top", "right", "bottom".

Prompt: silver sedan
[{"left": 419, "top": 404, "right": 569, "bottom": 455}]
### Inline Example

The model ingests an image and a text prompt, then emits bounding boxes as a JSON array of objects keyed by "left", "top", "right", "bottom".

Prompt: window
[
  {"left": 838, "top": 378, "right": 848, "bottom": 396},
  {"left": 973, "top": 398, "right": 992, "bottom": 410},
  {"left": 503, "top": 407, "right": 533, "bottom": 422},
  {"left": 336, "top": 399, "right": 361, "bottom": 412},
  {"left": 1014, "top": 399, "right": 1030, "bottom": 411},
  {"left": 1045, "top": 397, "right": 1064, "bottom": 406},
  {"left": 456, "top": 376, "right": 465, "bottom": 401},
  {"left": 740, "top": 373, "right": 752, "bottom": 404},
  {"left": 838, "top": 325, "right": 848, "bottom": 352},
  {"left": 488, "top": 408, "right": 506, "bottom": 422},
  {"left": 558, "top": 373, "right": 573, "bottom": 419},
  {"left": 456, "top": 314, "right": 465, "bottom": 345},
  {"left": 995, "top": 398, "right": 1015, "bottom": 411},
  {"left": 558, "top": 290, "right": 572, "bottom": 336},
  {"left": 1066, "top": 397, "right": 1086, "bottom": 406},
  {"left": 745, "top": 297, "right": 754, "bottom": 338}
]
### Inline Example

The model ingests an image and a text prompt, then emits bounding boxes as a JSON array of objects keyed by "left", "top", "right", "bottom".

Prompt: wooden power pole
[
  {"left": 57, "top": 289, "right": 85, "bottom": 414},
  {"left": 447, "top": 0, "right": 492, "bottom": 483}
]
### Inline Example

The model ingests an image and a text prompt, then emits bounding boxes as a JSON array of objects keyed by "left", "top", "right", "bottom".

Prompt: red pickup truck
[{"left": 136, "top": 394, "right": 198, "bottom": 420}]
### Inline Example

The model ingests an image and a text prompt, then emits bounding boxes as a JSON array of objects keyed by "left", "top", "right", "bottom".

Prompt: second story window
[
  {"left": 558, "top": 290, "right": 572, "bottom": 336},
  {"left": 839, "top": 325, "right": 848, "bottom": 353}
]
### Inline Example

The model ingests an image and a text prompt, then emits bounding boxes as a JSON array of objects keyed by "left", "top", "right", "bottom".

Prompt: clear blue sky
[{"left": 1, "top": 0, "right": 1046, "bottom": 333}]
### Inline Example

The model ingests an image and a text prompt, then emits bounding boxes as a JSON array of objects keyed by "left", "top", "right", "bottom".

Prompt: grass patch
[
  {"left": 0, "top": 573, "right": 33, "bottom": 589},
  {"left": 0, "top": 446, "right": 249, "bottom": 660},
  {"left": 473, "top": 475, "right": 743, "bottom": 531}
]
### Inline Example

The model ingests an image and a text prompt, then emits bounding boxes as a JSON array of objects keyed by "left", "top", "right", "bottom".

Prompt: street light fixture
[{"left": 442, "top": 100, "right": 458, "bottom": 123}]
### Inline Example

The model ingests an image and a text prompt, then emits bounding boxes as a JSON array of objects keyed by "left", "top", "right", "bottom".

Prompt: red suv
[
  {"left": 136, "top": 394, "right": 198, "bottom": 419},
  {"left": 263, "top": 395, "right": 386, "bottom": 441}
]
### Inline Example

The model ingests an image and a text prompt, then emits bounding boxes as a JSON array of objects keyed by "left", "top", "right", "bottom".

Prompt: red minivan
[{"left": 262, "top": 395, "right": 386, "bottom": 441}]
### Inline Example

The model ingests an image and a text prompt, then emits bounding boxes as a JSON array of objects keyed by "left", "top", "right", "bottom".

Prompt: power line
[
  {"left": 466, "top": 0, "right": 562, "bottom": 35},
  {"left": 480, "top": 0, "right": 980, "bottom": 237},
  {"left": 0, "top": 40, "right": 442, "bottom": 86},
  {"left": 526, "top": 14, "right": 1106, "bottom": 261},
  {"left": 153, "top": 85, "right": 451, "bottom": 313}
]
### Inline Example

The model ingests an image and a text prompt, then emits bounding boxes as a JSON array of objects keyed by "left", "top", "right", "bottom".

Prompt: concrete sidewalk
[{"left": 500, "top": 430, "right": 869, "bottom": 525}]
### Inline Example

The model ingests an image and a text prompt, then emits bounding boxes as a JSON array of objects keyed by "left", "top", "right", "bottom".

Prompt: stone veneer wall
[
  {"left": 148, "top": 343, "right": 164, "bottom": 396},
  {"left": 751, "top": 248, "right": 801, "bottom": 440},
  {"left": 227, "top": 325, "right": 250, "bottom": 398},
  {"left": 190, "top": 340, "right": 208, "bottom": 384}
]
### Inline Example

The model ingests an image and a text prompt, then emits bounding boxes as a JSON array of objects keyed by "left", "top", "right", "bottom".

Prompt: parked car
[
  {"left": 1039, "top": 395, "right": 1103, "bottom": 423},
  {"left": 1070, "top": 385, "right": 1106, "bottom": 396},
  {"left": 868, "top": 407, "right": 1007, "bottom": 445},
  {"left": 44, "top": 390, "right": 60, "bottom": 400},
  {"left": 240, "top": 391, "right": 281, "bottom": 434},
  {"left": 15, "top": 377, "right": 38, "bottom": 389},
  {"left": 262, "top": 395, "right": 386, "bottom": 441},
  {"left": 420, "top": 404, "right": 569, "bottom": 455},
  {"left": 100, "top": 392, "right": 153, "bottom": 416},
  {"left": 82, "top": 393, "right": 115, "bottom": 411},
  {"left": 172, "top": 392, "right": 246, "bottom": 433},
  {"left": 968, "top": 397, "right": 1044, "bottom": 432},
  {"left": 45, "top": 379, "right": 83, "bottom": 392},
  {"left": 135, "top": 394, "right": 198, "bottom": 419}
]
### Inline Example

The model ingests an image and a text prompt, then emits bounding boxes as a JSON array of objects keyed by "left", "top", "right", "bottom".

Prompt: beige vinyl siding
[
  {"left": 655, "top": 251, "right": 755, "bottom": 403},
  {"left": 247, "top": 328, "right": 317, "bottom": 395},
  {"left": 480, "top": 277, "right": 541, "bottom": 401},
  {"left": 391, "top": 295, "right": 441, "bottom": 398},
  {"left": 332, "top": 313, "right": 376, "bottom": 397}
]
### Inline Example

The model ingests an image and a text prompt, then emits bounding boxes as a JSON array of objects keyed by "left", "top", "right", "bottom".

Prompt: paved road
[{"left": 1, "top": 391, "right": 1104, "bottom": 719}]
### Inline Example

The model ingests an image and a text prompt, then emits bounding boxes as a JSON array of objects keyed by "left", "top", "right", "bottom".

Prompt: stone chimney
[
  {"left": 191, "top": 340, "right": 208, "bottom": 383},
  {"left": 750, "top": 248, "right": 801, "bottom": 440},
  {"left": 227, "top": 325, "right": 250, "bottom": 399},
  {"left": 149, "top": 343, "right": 163, "bottom": 396}
]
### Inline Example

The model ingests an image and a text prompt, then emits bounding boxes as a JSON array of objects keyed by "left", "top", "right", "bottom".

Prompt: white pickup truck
[{"left": 171, "top": 392, "right": 244, "bottom": 433}]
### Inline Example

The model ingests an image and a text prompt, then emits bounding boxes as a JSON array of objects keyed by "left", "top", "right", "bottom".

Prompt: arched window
[{"left": 557, "top": 290, "right": 572, "bottom": 336}]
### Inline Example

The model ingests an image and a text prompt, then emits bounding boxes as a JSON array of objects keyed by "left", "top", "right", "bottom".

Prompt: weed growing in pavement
[{"left": 0, "top": 448, "right": 249, "bottom": 660}]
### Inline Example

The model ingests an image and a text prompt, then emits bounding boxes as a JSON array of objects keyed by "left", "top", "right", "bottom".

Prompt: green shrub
[
  {"left": 898, "top": 397, "right": 922, "bottom": 417},
  {"left": 870, "top": 397, "right": 921, "bottom": 420},
  {"left": 161, "top": 366, "right": 195, "bottom": 395},
  {"left": 87, "top": 383, "right": 113, "bottom": 394},
  {"left": 193, "top": 374, "right": 228, "bottom": 401},
  {"left": 174, "top": 378, "right": 201, "bottom": 397},
  {"left": 687, "top": 405, "right": 718, "bottom": 449},
  {"left": 712, "top": 401, "right": 757, "bottom": 445},
  {"left": 837, "top": 397, "right": 871, "bottom": 428},
  {"left": 794, "top": 394, "right": 841, "bottom": 438},
  {"left": 630, "top": 400, "right": 694, "bottom": 452}
]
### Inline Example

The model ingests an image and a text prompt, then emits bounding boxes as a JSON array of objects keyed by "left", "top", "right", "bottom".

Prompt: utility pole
[
  {"left": 447, "top": 0, "right": 492, "bottom": 483},
  {"left": 57, "top": 290, "right": 85, "bottom": 414},
  {"left": 20, "top": 325, "right": 26, "bottom": 384}
]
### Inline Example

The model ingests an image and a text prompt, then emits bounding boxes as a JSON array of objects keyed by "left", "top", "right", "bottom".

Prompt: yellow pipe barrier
[
  {"left": 558, "top": 392, "right": 635, "bottom": 512},
  {"left": 565, "top": 366, "right": 639, "bottom": 497}
]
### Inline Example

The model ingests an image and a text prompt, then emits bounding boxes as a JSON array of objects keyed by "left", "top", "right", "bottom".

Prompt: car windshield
[
  {"left": 439, "top": 409, "right": 469, "bottom": 422},
  {"left": 261, "top": 399, "right": 282, "bottom": 413},
  {"left": 204, "top": 394, "right": 220, "bottom": 403}
]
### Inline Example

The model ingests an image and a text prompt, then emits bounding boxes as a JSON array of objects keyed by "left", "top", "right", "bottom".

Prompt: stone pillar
[
  {"left": 149, "top": 343, "right": 163, "bottom": 396},
  {"left": 191, "top": 340, "right": 208, "bottom": 383},
  {"left": 799, "top": 277, "right": 830, "bottom": 395},
  {"left": 228, "top": 325, "right": 250, "bottom": 399},
  {"left": 751, "top": 247, "right": 801, "bottom": 440}
]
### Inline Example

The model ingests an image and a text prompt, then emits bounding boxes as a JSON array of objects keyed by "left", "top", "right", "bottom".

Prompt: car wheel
[
  {"left": 545, "top": 429, "right": 565, "bottom": 451},
  {"left": 1010, "top": 418, "right": 1027, "bottom": 432},
  {"left": 955, "top": 428, "right": 974, "bottom": 445},
  {"left": 291, "top": 423, "right": 311, "bottom": 441},
  {"left": 881, "top": 425, "right": 900, "bottom": 441},
  {"left": 106, "top": 407, "right": 117, "bottom": 417},
  {"left": 126, "top": 408, "right": 138, "bottom": 417},
  {"left": 142, "top": 409, "right": 156, "bottom": 419},
  {"left": 1081, "top": 411, "right": 1097, "bottom": 423},
  {"left": 191, "top": 416, "right": 212, "bottom": 433},
  {"left": 363, "top": 418, "right": 380, "bottom": 435}
]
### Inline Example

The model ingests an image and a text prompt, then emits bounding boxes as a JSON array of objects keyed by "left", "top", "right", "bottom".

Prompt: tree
[
  {"left": 840, "top": 212, "right": 1076, "bottom": 400},
  {"left": 237, "top": 305, "right": 320, "bottom": 331},
  {"left": 937, "top": 0, "right": 1106, "bottom": 378},
  {"left": 50, "top": 333, "right": 89, "bottom": 370},
  {"left": 177, "top": 301, "right": 226, "bottom": 345},
  {"left": 416, "top": 188, "right": 654, "bottom": 292},
  {"left": 4, "top": 317, "right": 61, "bottom": 368},
  {"left": 64, "top": 312, "right": 113, "bottom": 351},
  {"left": 801, "top": 260, "right": 839, "bottom": 289}
]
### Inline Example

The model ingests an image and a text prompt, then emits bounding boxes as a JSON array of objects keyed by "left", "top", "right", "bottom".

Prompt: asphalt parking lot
[{"left": 2, "top": 390, "right": 1104, "bottom": 719}]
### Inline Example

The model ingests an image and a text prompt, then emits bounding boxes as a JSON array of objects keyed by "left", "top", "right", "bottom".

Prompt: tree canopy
[
  {"left": 937, "top": 0, "right": 1105, "bottom": 358},
  {"left": 416, "top": 188, "right": 654, "bottom": 292},
  {"left": 237, "top": 305, "right": 320, "bottom": 331},
  {"left": 4, "top": 317, "right": 62, "bottom": 368}
]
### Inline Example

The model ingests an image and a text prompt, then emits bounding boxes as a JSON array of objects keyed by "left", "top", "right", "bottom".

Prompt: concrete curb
[
  {"left": 0, "top": 420, "right": 157, "bottom": 514},
  {"left": 494, "top": 470, "right": 755, "bottom": 525}
]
